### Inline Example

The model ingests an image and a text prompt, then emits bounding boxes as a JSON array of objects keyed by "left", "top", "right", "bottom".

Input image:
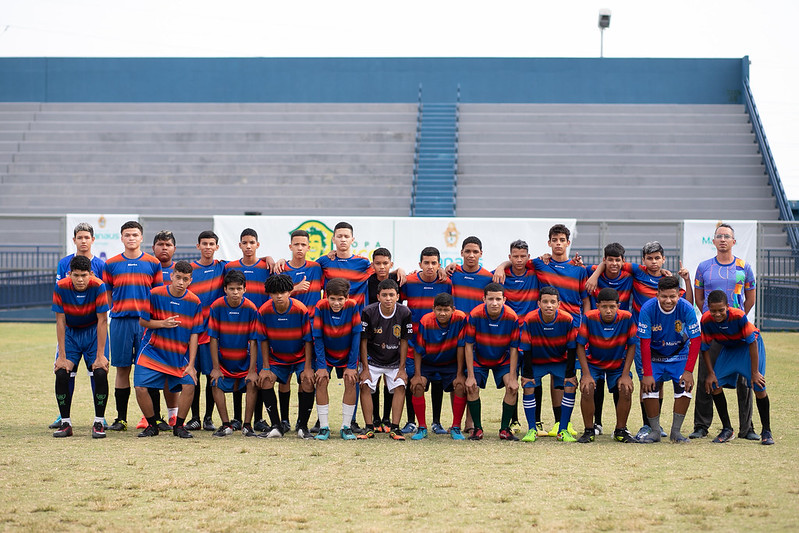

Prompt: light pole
[{"left": 598, "top": 8, "right": 611, "bottom": 58}]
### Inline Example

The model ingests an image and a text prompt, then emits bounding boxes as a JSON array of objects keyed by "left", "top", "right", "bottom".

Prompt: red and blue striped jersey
[
  {"left": 103, "top": 252, "right": 163, "bottom": 318},
  {"left": 207, "top": 296, "right": 259, "bottom": 378},
  {"left": 700, "top": 307, "right": 757, "bottom": 350},
  {"left": 224, "top": 259, "right": 271, "bottom": 309},
  {"left": 52, "top": 276, "right": 109, "bottom": 328},
  {"left": 586, "top": 264, "right": 633, "bottom": 311},
  {"left": 465, "top": 304, "right": 520, "bottom": 368},
  {"left": 311, "top": 298, "right": 362, "bottom": 369},
  {"left": 317, "top": 254, "right": 374, "bottom": 309},
  {"left": 415, "top": 309, "right": 467, "bottom": 367},
  {"left": 257, "top": 298, "right": 312, "bottom": 365},
  {"left": 530, "top": 258, "right": 587, "bottom": 317},
  {"left": 577, "top": 309, "right": 638, "bottom": 369},
  {"left": 161, "top": 261, "right": 174, "bottom": 286},
  {"left": 622, "top": 263, "right": 685, "bottom": 318},
  {"left": 284, "top": 260, "right": 324, "bottom": 309},
  {"left": 449, "top": 265, "right": 494, "bottom": 315},
  {"left": 498, "top": 265, "right": 539, "bottom": 317},
  {"left": 400, "top": 273, "right": 452, "bottom": 325},
  {"left": 519, "top": 309, "right": 578, "bottom": 365},
  {"left": 190, "top": 259, "right": 226, "bottom": 344},
  {"left": 56, "top": 254, "right": 105, "bottom": 286},
  {"left": 137, "top": 286, "right": 203, "bottom": 376}
]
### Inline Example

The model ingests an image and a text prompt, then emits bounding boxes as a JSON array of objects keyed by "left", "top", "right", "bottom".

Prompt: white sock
[
  {"left": 62, "top": 417, "right": 72, "bottom": 426},
  {"left": 341, "top": 403, "right": 356, "bottom": 429},
  {"left": 94, "top": 417, "right": 104, "bottom": 424},
  {"left": 317, "top": 404, "right": 329, "bottom": 428},
  {"left": 168, "top": 407, "right": 178, "bottom": 419}
]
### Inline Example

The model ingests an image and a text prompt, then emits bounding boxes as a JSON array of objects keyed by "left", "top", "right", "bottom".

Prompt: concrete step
[
  {"left": 456, "top": 195, "right": 778, "bottom": 211},
  {"left": 457, "top": 183, "right": 771, "bottom": 198},
  {"left": 456, "top": 206, "right": 781, "bottom": 221},
  {"left": 25, "top": 121, "right": 417, "bottom": 133},
  {"left": 39, "top": 102, "right": 417, "bottom": 113},
  {"left": 457, "top": 154, "right": 762, "bottom": 166},
  {"left": 460, "top": 103, "right": 746, "bottom": 114},
  {"left": 17, "top": 141, "right": 414, "bottom": 154},
  {"left": 459, "top": 142, "right": 759, "bottom": 156},
  {"left": 458, "top": 132, "right": 756, "bottom": 144},
  {"left": 21, "top": 131, "right": 416, "bottom": 143},
  {"left": 457, "top": 122, "right": 752, "bottom": 135},
  {"left": 30, "top": 111, "right": 418, "bottom": 123},
  {"left": 459, "top": 112, "right": 749, "bottom": 126},
  {"left": 0, "top": 174, "right": 411, "bottom": 185},
  {"left": 456, "top": 163, "right": 764, "bottom": 177},
  {"left": 10, "top": 152, "right": 412, "bottom": 164},
  {"left": 6, "top": 162, "right": 415, "bottom": 174}
]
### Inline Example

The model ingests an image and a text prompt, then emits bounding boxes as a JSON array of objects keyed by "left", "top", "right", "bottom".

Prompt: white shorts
[{"left": 363, "top": 364, "right": 405, "bottom": 393}]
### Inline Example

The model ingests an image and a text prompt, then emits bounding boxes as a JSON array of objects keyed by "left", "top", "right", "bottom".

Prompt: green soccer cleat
[
  {"left": 557, "top": 429, "right": 577, "bottom": 442},
  {"left": 521, "top": 429, "right": 537, "bottom": 442}
]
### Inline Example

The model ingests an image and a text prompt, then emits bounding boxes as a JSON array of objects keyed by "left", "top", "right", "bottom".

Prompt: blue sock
[
  {"left": 523, "top": 393, "right": 537, "bottom": 430},
  {"left": 558, "top": 391, "right": 576, "bottom": 433}
]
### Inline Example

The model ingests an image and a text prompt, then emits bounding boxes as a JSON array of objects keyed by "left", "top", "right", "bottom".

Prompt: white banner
[
  {"left": 682, "top": 219, "right": 757, "bottom": 319},
  {"left": 65, "top": 214, "right": 139, "bottom": 262},
  {"left": 213, "top": 216, "right": 576, "bottom": 273}
]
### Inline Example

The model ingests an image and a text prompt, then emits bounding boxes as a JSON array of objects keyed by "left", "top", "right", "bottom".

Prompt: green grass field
[{"left": 1, "top": 323, "right": 797, "bottom": 532}]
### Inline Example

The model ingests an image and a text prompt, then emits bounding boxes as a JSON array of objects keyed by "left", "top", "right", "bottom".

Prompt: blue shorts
[
  {"left": 271, "top": 362, "right": 306, "bottom": 385},
  {"left": 584, "top": 363, "right": 629, "bottom": 391},
  {"left": 713, "top": 334, "right": 767, "bottom": 392},
  {"left": 473, "top": 364, "right": 512, "bottom": 389},
  {"left": 110, "top": 316, "right": 144, "bottom": 367},
  {"left": 420, "top": 365, "right": 459, "bottom": 392},
  {"left": 194, "top": 343, "right": 213, "bottom": 375},
  {"left": 530, "top": 362, "right": 567, "bottom": 389},
  {"left": 211, "top": 375, "right": 248, "bottom": 393},
  {"left": 650, "top": 359, "right": 687, "bottom": 393},
  {"left": 64, "top": 326, "right": 109, "bottom": 368},
  {"left": 134, "top": 364, "right": 194, "bottom": 393}
]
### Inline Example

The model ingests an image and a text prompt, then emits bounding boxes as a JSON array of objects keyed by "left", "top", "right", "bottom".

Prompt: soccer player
[
  {"left": 691, "top": 223, "right": 758, "bottom": 441},
  {"left": 357, "top": 278, "right": 413, "bottom": 440},
  {"left": 464, "top": 283, "right": 520, "bottom": 441},
  {"left": 637, "top": 276, "right": 701, "bottom": 444},
  {"left": 207, "top": 270, "right": 260, "bottom": 437},
  {"left": 284, "top": 229, "right": 324, "bottom": 309},
  {"left": 311, "top": 278, "right": 362, "bottom": 440},
  {"left": 700, "top": 290, "right": 773, "bottom": 445},
  {"left": 134, "top": 260, "right": 203, "bottom": 438},
  {"left": 518, "top": 287, "right": 578, "bottom": 443},
  {"left": 51, "top": 255, "right": 110, "bottom": 438},
  {"left": 497, "top": 240, "right": 539, "bottom": 318},
  {"left": 150, "top": 229, "right": 179, "bottom": 428},
  {"left": 256, "top": 274, "right": 315, "bottom": 438},
  {"left": 103, "top": 220, "right": 163, "bottom": 431},
  {"left": 410, "top": 292, "right": 468, "bottom": 440},
  {"left": 575, "top": 288, "right": 638, "bottom": 443}
]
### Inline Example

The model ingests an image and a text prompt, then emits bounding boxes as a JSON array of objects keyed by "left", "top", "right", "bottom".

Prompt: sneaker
[
  {"left": 297, "top": 426, "right": 314, "bottom": 439},
  {"left": 593, "top": 424, "right": 603, "bottom": 436},
  {"left": 431, "top": 422, "right": 448, "bottom": 435},
  {"left": 688, "top": 428, "right": 708, "bottom": 439},
  {"left": 257, "top": 426, "right": 284, "bottom": 439},
  {"left": 670, "top": 434, "right": 690, "bottom": 444},
  {"left": 203, "top": 416, "right": 216, "bottom": 431},
  {"left": 230, "top": 419, "right": 242, "bottom": 431},
  {"left": 467, "top": 428, "right": 484, "bottom": 441},
  {"left": 389, "top": 428, "right": 406, "bottom": 441},
  {"left": 577, "top": 428, "right": 595, "bottom": 443},
  {"left": 613, "top": 427, "right": 637, "bottom": 443},
  {"left": 157, "top": 418, "right": 171, "bottom": 431},
  {"left": 557, "top": 430, "right": 577, "bottom": 442},
  {"left": 712, "top": 427, "right": 735, "bottom": 444},
  {"left": 499, "top": 428, "right": 519, "bottom": 441},
  {"left": 253, "top": 419, "right": 269, "bottom": 432},
  {"left": 49, "top": 415, "right": 62, "bottom": 429},
  {"left": 536, "top": 421, "right": 547, "bottom": 437},
  {"left": 356, "top": 428, "right": 375, "bottom": 440},
  {"left": 521, "top": 429, "right": 537, "bottom": 442},
  {"left": 173, "top": 425, "right": 194, "bottom": 439},
  {"left": 509, "top": 420, "right": 522, "bottom": 435},
  {"left": 761, "top": 430, "right": 775, "bottom": 445},
  {"left": 108, "top": 419, "right": 127, "bottom": 431},
  {"left": 185, "top": 418, "right": 202, "bottom": 431},
  {"left": 741, "top": 429, "right": 760, "bottom": 441},
  {"left": 450, "top": 427, "right": 466, "bottom": 440},
  {"left": 280, "top": 420, "right": 292, "bottom": 435},
  {"left": 350, "top": 420, "right": 364, "bottom": 434},
  {"left": 401, "top": 422, "right": 418, "bottom": 436},
  {"left": 168, "top": 415, "right": 177, "bottom": 427},
  {"left": 242, "top": 425, "right": 257, "bottom": 437},
  {"left": 53, "top": 422, "right": 73, "bottom": 438},
  {"left": 315, "top": 427, "right": 331, "bottom": 441},
  {"left": 411, "top": 427, "right": 428, "bottom": 440},
  {"left": 635, "top": 425, "right": 652, "bottom": 441},
  {"left": 639, "top": 433, "right": 662, "bottom": 444},
  {"left": 136, "top": 417, "right": 147, "bottom": 429},
  {"left": 213, "top": 425, "right": 233, "bottom": 437},
  {"left": 340, "top": 427, "right": 357, "bottom": 440},
  {"left": 310, "top": 419, "right": 321, "bottom": 434},
  {"left": 92, "top": 421, "right": 106, "bottom": 439},
  {"left": 138, "top": 425, "right": 159, "bottom": 437}
]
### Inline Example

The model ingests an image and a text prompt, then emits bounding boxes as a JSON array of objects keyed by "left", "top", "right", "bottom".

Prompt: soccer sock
[
  {"left": 641, "top": 401, "right": 649, "bottom": 427},
  {"left": 371, "top": 389, "right": 381, "bottom": 423},
  {"left": 61, "top": 417, "right": 72, "bottom": 426},
  {"left": 93, "top": 368, "right": 108, "bottom": 418},
  {"left": 405, "top": 388, "right": 416, "bottom": 424},
  {"left": 553, "top": 405, "right": 562, "bottom": 425},
  {"left": 317, "top": 404, "right": 329, "bottom": 428},
  {"left": 411, "top": 395, "right": 427, "bottom": 428},
  {"left": 452, "top": 395, "right": 467, "bottom": 428},
  {"left": 501, "top": 401, "right": 515, "bottom": 430},
  {"left": 167, "top": 407, "right": 178, "bottom": 421},
  {"left": 594, "top": 380, "right": 605, "bottom": 426},
  {"left": 191, "top": 379, "right": 201, "bottom": 419},
  {"left": 115, "top": 387, "right": 130, "bottom": 421},
  {"left": 55, "top": 368, "right": 71, "bottom": 419},
  {"left": 712, "top": 393, "right": 732, "bottom": 429},
  {"left": 254, "top": 394, "right": 264, "bottom": 421},
  {"left": 261, "top": 388, "right": 280, "bottom": 427},
  {"left": 647, "top": 414, "right": 661, "bottom": 441},
  {"left": 148, "top": 388, "right": 161, "bottom": 420},
  {"left": 523, "top": 393, "right": 537, "bottom": 430},
  {"left": 670, "top": 412, "right": 686, "bottom": 440},
  {"left": 204, "top": 376, "right": 214, "bottom": 419},
  {"left": 176, "top": 416, "right": 186, "bottom": 428},
  {"left": 90, "top": 371, "right": 96, "bottom": 396},
  {"left": 431, "top": 381, "right": 444, "bottom": 424},
  {"left": 558, "top": 391, "right": 575, "bottom": 433},
  {"left": 298, "top": 391, "right": 314, "bottom": 428},
  {"left": 342, "top": 403, "right": 356, "bottom": 429},
  {"left": 146, "top": 415, "right": 157, "bottom": 428},
  {"left": 233, "top": 390, "right": 243, "bottom": 421},
  {"left": 279, "top": 390, "right": 290, "bottom": 422},
  {"left": 467, "top": 399, "right": 482, "bottom": 430},
  {"left": 534, "top": 385, "right": 543, "bottom": 422},
  {"left": 756, "top": 396, "right": 771, "bottom": 432},
  {"left": 382, "top": 382, "right": 392, "bottom": 421},
  {"left": 512, "top": 396, "right": 519, "bottom": 424}
]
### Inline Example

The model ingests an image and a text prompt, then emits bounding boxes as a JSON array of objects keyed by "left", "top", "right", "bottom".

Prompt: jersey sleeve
[
  {"left": 402, "top": 309, "right": 413, "bottom": 339},
  {"left": 576, "top": 320, "right": 589, "bottom": 346},
  {"left": 739, "top": 314, "right": 757, "bottom": 344},
  {"left": 625, "top": 318, "right": 638, "bottom": 346},
  {"left": 301, "top": 309, "right": 312, "bottom": 343},
  {"left": 636, "top": 308, "right": 652, "bottom": 340},
  {"left": 52, "top": 286, "right": 65, "bottom": 314},
  {"left": 207, "top": 305, "right": 221, "bottom": 340},
  {"left": 744, "top": 262, "right": 756, "bottom": 291},
  {"left": 464, "top": 315, "right": 476, "bottom": 345},
  {"left": 191, "top": 302, "right": 205, "bottom": 335},
  {"left": 94, "top": 283, "right": 110, "bottom": 314},
  {"left": 681, "top": 304, "right": 701, "bottom": 339},
  {"left": 700, "top": 314, "right": 714, "bottom": 351},
  {"left": 694, "top": 263, "right": 705, "bottom": 289},
  {"left": 152, "top": 263, "right": 164, "bottom": 288},
  {"left": 140, "top": 292, "right": 154, "bottom": 322}
]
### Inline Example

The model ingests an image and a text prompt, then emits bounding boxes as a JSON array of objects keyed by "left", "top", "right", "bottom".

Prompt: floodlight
[{"left": 598, "top": 9, "right": 611, "bottom": 29}]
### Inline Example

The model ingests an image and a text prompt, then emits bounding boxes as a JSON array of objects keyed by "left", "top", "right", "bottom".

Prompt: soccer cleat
[
  {"left": 509, "top": 420, "right": 522, "bottom": 435},
  {"left": 450, "top": 427, "right": 466, "bottom": 440},
  {"left": 310, "top": 419, "right": 321, "bottom": 434},
  {"left": 660, "top": 428, "right": 668, "bottom": 438},
  {"left": 635, "top": 425, "right": 652, "bottom": 441},
  {"left": 340, "top": 427, "right": 357, "bottom": 440},
  {"left": 49, "top": 415, "right": 62, "bottom": 429},
  {"left": 741, "top": 429, "right": 760, "bottom": 441},
  {"left": 431, "top": 422, "right": 448, "bottom": 435},
  {"left": 577, "top": 429, "right": 595, "bottom": 443},
  {"left": 103, "top": 418, "right": 109, "bottom": 430},
  {"left": 381, "top": 419, "right": 392, "bottom": 433},
  {"left": 499, "top": 428, "right": 519, "bottom": 441},
  {"left": 389, "top": 428, "right": 406, "bottom": 441},
  {"left": 557, "top": 430, "right": 577, "bottom": 442},
  {"left": 411, "top": 427, "right": 428, "bottom": 441},
  {"left": 241, "top": 425, "right": 257, "bottom": 437},
  {"left": 315, "top": 427, "right": 331, "bottom": 441},
  {"left": 280, "top": 420, "right": 292, "bottom": 435},
  {"left": 536, "top": 421, "right": 547, "bottom": 437},
  {"left": 712, "top": 428, "right": 735, "bottom": 444},
  {"left": 372, "top": 419, "right": 384, "bottom": 433},
  {"left": 168, "top": 415, "right": 177, "bottom": 427},
  {"left": 613, "top": 427, "right": 637, "bottom": 443},
  {"left": 185, "top": 418, "right": 201, "bottom": 431},
  {"left": 688, "top": 428, "right": 708, "bottom": 439},
  {"left": 467, "top": 428, "right": 484, "bottom": 441},
  {"left": 521, "top": 429, "right": 538, "bottom": 442},
  {"left": 138, "top": 425, "right": 159, "bottom": 437},
  {"left": 350, "top": 420, "right": 364, "bottom": 434},
  {"left": 108, "top": 419, "right": 127, "bottom": 431},
  {"left": 203, "top": 416, "right": 216, "bottom": 431},
  {"left": 92, "top": 421, "right": 106, "bottom": 439},
  {"left": 173, "top": 425, "right": 194, "bottom": 439},
  {"left": 639, "top": 433, "right": 662, "bottom": 444},
  {"left": 157, "top": 418, "right": 171, "bottom": 431},
  {"left": 670, "top": 434, "right": 690, "bottom": 444},
  {"left": 401, "top": 422, "right": 418, "bottom": 436},
  {"left": 253, "top": 419, "right": 269, "bottom": 432},
  {"left": 567, "top": 422, "right": 578, "bottom": 436},
  {"left": 53, "top": 422, "right": 73, "bottom": 438},
  {"left": 593, "top": 424, "right": 604, "bottom": 436},
  {"left": 356, "top": 428, "right": 375, "bottom": 440},
  {"left": 547, "top": 422, "right": 559, "bottom": 437},
  {"left": 761, "top": 430, "right": 775, "bottom": 445},
  {"left": 213, "top": 425, "right": 233, "bottom": 437},
  {"left": 136, "top": 417, "right": 147, "bottom": 429},
  {"left": 257, "top": 426, "right": 284, "bottom": 439},
  {"left": 230, "top": 419, "right": 242, "bottom": 431},
  {"left": 297, "top": 426, "right": 314, "bottom": 439}
]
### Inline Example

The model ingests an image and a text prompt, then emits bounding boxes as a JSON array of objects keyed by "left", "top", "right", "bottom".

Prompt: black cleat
[
  {"left": 53, "top": 422, "right": 73, "bottom": 438},
  {"left": 173, "top": 425, "right": 194, "bottom": 439},
  {"left": 138, "top": 425, "right": 159, "bottom": 437}
]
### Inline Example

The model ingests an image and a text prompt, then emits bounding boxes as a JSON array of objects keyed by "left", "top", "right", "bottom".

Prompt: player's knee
[
  {"left": 673, "top": 389, "right": 692, "bottom": 400},
  {"left": 93, "top": 367, "right": 107, "bottom": 381},
  {"left": 453, "top": 383, "right": 465, "bottom": 396}
]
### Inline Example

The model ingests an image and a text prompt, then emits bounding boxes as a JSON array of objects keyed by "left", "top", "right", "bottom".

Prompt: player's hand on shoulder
[
  {"left": 444, "top": 263, "right": 458, "bottom": 276},
  {"left": 273, "top": 258, "right": 287, "bottom": 274},
  {"left": 539, "top": 253, "right": 552, "bottom": 265},
  {"left": 570, "top": 253, "right": 584, "bottom": 267}
]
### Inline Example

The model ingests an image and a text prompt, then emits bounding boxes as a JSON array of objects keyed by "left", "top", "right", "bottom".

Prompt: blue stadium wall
[{"left": 0, "top": 57, "right": 747, "bottom": 104}]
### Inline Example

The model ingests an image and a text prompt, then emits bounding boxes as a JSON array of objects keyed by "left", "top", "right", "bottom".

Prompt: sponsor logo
[
  {"left": 97, "top": 216, "right": 106, "bottom": 229},
  {"left": 444, "top": 222, "right": 460, "bottom": 248}
]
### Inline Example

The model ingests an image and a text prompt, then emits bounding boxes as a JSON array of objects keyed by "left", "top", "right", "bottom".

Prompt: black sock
[
  {"left": 511, "top": 394, "right": 519, "bottom": 424},
  {"left": 176, "top": 416, "right": 185, "bottom": 428},
  {"left": 233, "top": 390, "right": 243, "bottom": 421},
  {"left": 431, "top": 381, "right": 444, "bottom": 424},
  {"left": 191, "top": 378, "right": 201, "bottom": 419},
  {"left": 712, "top": 392, "right": 732, "bottom": 429},
  {"left": 553, "top": 405, "right": 561, "bottom": 423},
  {"left": 262, "top": 388, "right": 280, "bottom": 427},
  {"left": 298, "top": 391, "right": 314, "bottom": 428},
  {"left": 371, "top": 389, "right": 381, "bottom": 423},
  {"left": 535, "top": 385, "right": 542, "bottom": 422},
  {"left": 254, "top": 393, "right": 264, "bottom": 421},
  {"left": 594, "top": 380, "right": 605, "bottom": 425},
  {"left": 383, "top": 383, "right": 393, "bottom": 421},
  {"left": 115, "top": 387, "right": 130, "bottom": 421},
  {"left": 148, "top": 388, "right": 161, "bottom": 420},
  {"left": 204, "top": 376, "right": 214, "bottom": 419},
  {"left": 55, "top": 368, "right": 71, "bottom": 419},
  {"left": 279, "top": 390, "right": 290, "bottom": 422},
  {"left": 405, "top": 388, "right": 415, "bottom": 424},
  {"left": 93, "top": 368, "right": 109, "bottom": 418},
  {"left": 146, "top": 415, "right": 157, "bottom": 428},
  {"left": 756, "top": 396, "right": 771, "bottom": 432},
  {"left": 641, "top": 401, "right": 648, "bottom": 428}
]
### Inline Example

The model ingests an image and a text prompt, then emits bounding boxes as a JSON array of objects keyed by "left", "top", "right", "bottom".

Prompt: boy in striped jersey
[
  {"left": 575, "top": 288, "right": 638, "bottom": 443},
  {"left": 134, "top": 260, "right": 203, "bottom": 439},
  {"left": 284, "top": 229, "right": 324, "bottom": 309},
  {"left": 311, "top": 278, "right": 362, "bottom": 440},
  {"left": 208, "top": 270, "right": 260, "bottom": 437},
  {"left": 464, "top": 283, "right": 520, "bottom": 441},
  {"left": 103, "top": 220, "right": 163, "bottom": 432},
  {"left": 150, "top": 230, "right": 179, "bottom": 428},
  {"left": 52, "top": 255, "right": 110, "bottom": 438}
]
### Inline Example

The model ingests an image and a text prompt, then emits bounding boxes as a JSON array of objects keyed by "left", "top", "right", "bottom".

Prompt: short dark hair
[
  {"left": 716, "top": 222, "right": 735, "bottom": 237},
  {"left": 603, "top": 242, "right": 625, "bottom": 259},
  {"left": 121, "top": 220, "right": 142, "bottom": 234},
  {"left": 198, "top": 230, "right": 219, "bottom": 244},
  {"left": 657, "top": 275, "right": 680, "bottom": 292},
  {"left": 420, "top": 246, "right": 441, "bottom": 262},
  {"left": 377, "top": 278, "right": 399, "bottom": 295},
  {"left": 597, "top": 287, "right": 620, "bottom": 304},
  {"left": 69, "top": 255, "right": 91, "bottom": 272},
  {"left": 325, "top": 278, "right": 350, "bottom": 297},
  {"left": 539, "top": 286, "right": 560, "bottom": 300},
  {"left": 73, "top": 223, "right": 94, "bottom": 238},
  {"left": 334, "top": 222, "right": 354, "bottom": 234},
  {"left": 240, "top": 228, "right": 258, "bottom": 241},
  {"left": 265, "top": 274, "right": 294, "bottom": 295},
  {"left": 433, "top": 292, "right": 454, "bottom": 308},
  {"left": 462, "top": 236, "right": 482, "bottom": 251},
  {"left": 290, "top": 229, "right": 309, "bottom": 241},
  {"left": 548, "top": 224, "right": 570, "bottom": 241},
  {"left": 483, "top": 282, "right": 505, "bottom": 296},
  {"left": 153, "top": 230, "right": 175, "bottom": 246},
  {"left": 642, "top": 241, "right": 664, "bottom": 259},
  {"left": 707, "top": 289, "right": 728, "bottom": 306},
  {"left": 174, "top": 260, "right": 193, "bottom": 275},
  {"left": 372, "top": 247, "right": 392, "bottom": 261},
  {"left": 509, "top": 239, "right": 529, "bottom": 252},
  {"left": 223, "top": 269, "right": 247, "bottom": 288}
]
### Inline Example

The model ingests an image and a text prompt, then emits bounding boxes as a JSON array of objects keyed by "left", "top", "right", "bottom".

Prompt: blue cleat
[
  {"left": 450, "top": 427, "right": 465, "bottom": 440},
  {"left": 431, "top": 422, "right": 448, "bottom": 435},
  {"left": 411, "top": 427, "right": 428, "bottom": 440}
]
